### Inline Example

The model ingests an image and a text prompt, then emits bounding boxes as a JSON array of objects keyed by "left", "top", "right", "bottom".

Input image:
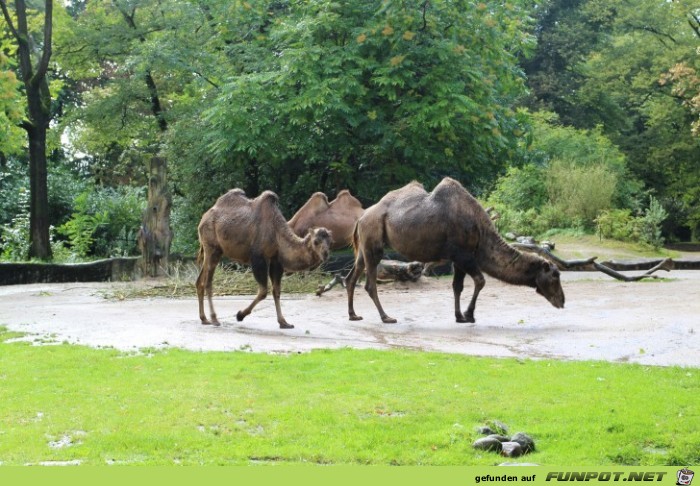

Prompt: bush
[
  {"left": 0, "top": 188, "right": 30, "bottom": 261},
  {"left": 57, "top": 186, "right": 146, "bottom": 259},
  {"left": 640, "top": 196, "right": 667, "bottom": 249},
  {"left": 595, "top": 196, "right": 667, "bottom": 248},
  {"left": 546, "top": 159, "right": 617, "bottom": 228}
]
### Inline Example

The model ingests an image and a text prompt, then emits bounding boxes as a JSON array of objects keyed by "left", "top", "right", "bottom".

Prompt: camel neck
[{"left": 477, "top": 232, "right": 538, "bottom": 287}]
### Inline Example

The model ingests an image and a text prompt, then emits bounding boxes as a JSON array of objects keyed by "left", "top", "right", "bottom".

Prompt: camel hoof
[
  {"left": 455, "top": 316, "right": 468, "bottom": 323},
  {"left": 382, "top": 316, "right": 398, "bottom": 324},
  {"left": 463, "top": 314, "right": 476, "bottom": 324},
  {"left": 236, "top": 311, "right": 246, "bottom": 322},
  {"left": 279, "top": 322, "right": 294, "bottom": 329},
  {"left": 349, "top": 315, "right": 363, "bottom": 321}
]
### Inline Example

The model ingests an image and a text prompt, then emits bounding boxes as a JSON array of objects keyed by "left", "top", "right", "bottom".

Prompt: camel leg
[
  {"left": 269, "top": 260, "right": 293, "bottom": 329},
  {"left": 346, "top": 253, "right": 366, "bottom": 321},
  {"left": 236, "top": 255, "right": 269, "bottom": 322},
  {"left": 452, "top": 266, "right": 469, "bottom": 323},
  {"left": 363, "top": 249, "right": 396, "bottom": 324},
  {"left": 196, "top": 246, "right": 222, "bottom": 326},
  {"left": 460, "top": 263, "right": 485, "bottom": 324}
]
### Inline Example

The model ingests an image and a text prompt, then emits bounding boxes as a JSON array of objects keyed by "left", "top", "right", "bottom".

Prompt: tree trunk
[
  {"left": 27, "top": 122, "right": 51, "bottom": 259},
  {"left": 1, "top": 0, "right": 54, "bottom": 260},
  {"left": 138, "top": 157, "right": 172, "bottom": 277}
]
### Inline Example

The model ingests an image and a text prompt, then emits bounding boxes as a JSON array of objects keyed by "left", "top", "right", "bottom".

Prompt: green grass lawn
[{"left": 0, "top": 327, "right": 697, "bottom": 466}]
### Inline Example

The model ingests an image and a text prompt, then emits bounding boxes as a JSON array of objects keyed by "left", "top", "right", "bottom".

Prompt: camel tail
[
  {"left": 196, "top": 245, "right": 204, "bottom": 266},
  {"left": 350, "top": 221, "right": 361, "bottom": 257}
]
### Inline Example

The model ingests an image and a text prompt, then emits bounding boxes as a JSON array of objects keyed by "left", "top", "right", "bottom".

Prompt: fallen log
[
  {"left": 316, "top": 259, "right": 424, "bottom": 296},
  {"left": 513, "top": 243, "right": 675, "bottom": 282}
]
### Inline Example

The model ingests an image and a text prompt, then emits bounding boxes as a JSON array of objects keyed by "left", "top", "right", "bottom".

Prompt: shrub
[
  {"left": 639, "top": 196, "right": 667, "bottom": 249},
  {"left": 0, "top": 188, "right": 30, "bottom": 261},
  {"left": 546, "top": 159, "right": 617, "bottom": 229},
  {"left": 57, "top": 186, "right": 146, "bottom": 259}
]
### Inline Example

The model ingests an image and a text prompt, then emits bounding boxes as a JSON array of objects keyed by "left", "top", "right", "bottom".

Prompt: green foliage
[
  {"left": 0, "top": 187, "right": 30, "bottom": 261},
  {"left": 595, "top": 196, "right": 667, "bottom": 249},
  {"left": 488, "top": 112, "right": 635, "bottom": 236},
  {"left": 639, "top": 196, "right": 668, "bottom": 249},
  {"left": 193, "top": 0, "right": 536, "bottom": 207},
  {"left": 546, "top": 159, "right": 617, "bottom": 228},
  {"left": 595, "top": 209, "right": 640, "bottom": 242},
  {"left": 487, "top": 164, "right": 547, "bottom": 212},
  {"left": 523, "top": 0, "right": 700, "bottom": 239},
  {"left": 0, "top": 57, "right": 24, "bottom": 156},
  {"left": 56, "top": 186, "right": 145, "bottom": 259}
]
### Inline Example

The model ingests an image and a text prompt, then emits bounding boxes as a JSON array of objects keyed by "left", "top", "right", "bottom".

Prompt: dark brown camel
[
  {"left": 196, "top": 188, "right": 332, "bottom": 329},
  {"left": 346, "top": 178, "right": 565, "bottom": 324}
]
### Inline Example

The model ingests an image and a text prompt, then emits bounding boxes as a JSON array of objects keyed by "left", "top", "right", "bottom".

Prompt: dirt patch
[{"left": 0, "top": 271, "right": 698, "bottom": 367}]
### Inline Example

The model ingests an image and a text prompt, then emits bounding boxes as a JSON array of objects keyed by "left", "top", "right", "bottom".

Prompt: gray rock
[
  {"left": 500, "top": 441, "right": 523, "bottom": 458},
  {"left": 472, "top": 437, "right": 503, "bottom": 453},
  {"left": 511, "top": 432, "right": 535, "bottom": 453},
  {"left": 477, "top": 426, "right": 494, "bottom": 435}
]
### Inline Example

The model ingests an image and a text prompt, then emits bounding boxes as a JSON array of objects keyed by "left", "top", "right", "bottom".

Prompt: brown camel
[
  {"left": 288, "top": 190, "right": 364, "bottom": 250},
  {"left": 346, "top": 178, "right": 565, "bottom": 324},
  {"left": 196, "top": 188, "right": 332, "bottom": 329}
]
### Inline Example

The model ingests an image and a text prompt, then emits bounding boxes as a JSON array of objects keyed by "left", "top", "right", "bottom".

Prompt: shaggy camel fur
[
  {"left": 288, "top": 190, "right": 364, "bottom": 250},
  {"left": 346, "top": 178, "right": 565, "bottom": 324},
  {"left": 197, "top": 189, "right": 332, "bottom": 329}
]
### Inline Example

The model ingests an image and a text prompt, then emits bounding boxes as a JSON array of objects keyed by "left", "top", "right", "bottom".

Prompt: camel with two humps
[
  {"left": 345, "top": 178, "right": 565, "bottom": 324},
  {"left": 196, "top": 188, "right": 333, "bottom": 329}
]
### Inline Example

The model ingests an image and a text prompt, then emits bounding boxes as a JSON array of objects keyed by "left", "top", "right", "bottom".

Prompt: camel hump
[
  {"left": 215, "top": 188, "right": 248, "bottom": 206},
  {"left": 259, "top": 190, "right": 280, "bottom": 205},
  {"left": 431, "top": 177, "right": 472, "bottom": 201},
  {"left": 311, "top": 192, "right": 330, "bottom": 204}
]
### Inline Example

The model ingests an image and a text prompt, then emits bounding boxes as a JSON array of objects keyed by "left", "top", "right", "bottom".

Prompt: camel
[
  {"left": 346, "top": 178, "right": 565, "bottom": 324},
  {"left": 289, "top": 190, "right": 428, "bottom": 294},
  {"left": 289, "top": 190, "right": 364, "bottom": 250},
  {"left": 288, "top": 190, "right": 364, "bottom": 294},
  {"left": 196, "top": 188, "right": 333, "bottom": 329}
]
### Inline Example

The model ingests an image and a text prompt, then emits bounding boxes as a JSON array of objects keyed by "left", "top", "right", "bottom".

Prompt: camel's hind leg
[
  {"left": 269, "top": 259, "right": 293, "bottom": 329},
  {"left": 361, "top": 247, "right": 396, "bottom": 324},
  {"left": 346, "top": 252, "right": 366, "bottom": 321},
  {"left": 196, "top": 246, "right": 222, "bottom": 325},
  {"left": 236, "top": 255, "right": 269, "bottom": 323}
]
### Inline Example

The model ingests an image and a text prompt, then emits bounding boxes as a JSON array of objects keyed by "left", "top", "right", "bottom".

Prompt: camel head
[
  {"left": 535, "top": 261, "right": 565, "bottom": 309},
  {"left": 306, "top": 227, "right": 333, "bottom": 265}
]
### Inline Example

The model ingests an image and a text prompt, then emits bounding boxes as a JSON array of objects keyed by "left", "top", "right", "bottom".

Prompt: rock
[
  {"left": 516, "top": 236, "right": 536, "bottom": 245},
  {"left": 500, "top": 441, "right": 524, "bottom": 458},
  {"left": 477, "top": 426, "right": 494, "bottom": 435},
  {"left": 511, "top": 432, "right": 535, "bottom": 453},
  {"left": 472, "top": 437, "right": 503, "bottom": 453}
]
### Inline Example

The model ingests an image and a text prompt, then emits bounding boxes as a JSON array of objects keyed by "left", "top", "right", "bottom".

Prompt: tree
[
  {"left": 199, "top": 0, "right": 536, "bottom": 208},
  {"left": 1, "top": 0, "right": 54, "bottom": 259},
  {"left": 522, "top": 0, "right": 700, "bottom": 241}
]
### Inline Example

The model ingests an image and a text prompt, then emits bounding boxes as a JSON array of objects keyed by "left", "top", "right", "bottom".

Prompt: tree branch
[
  {"left": 31, "top": 0, "right": 53, "bottom": 87},
  {"left": 0, "top": 0, "right": 20, "bottom": 40}
]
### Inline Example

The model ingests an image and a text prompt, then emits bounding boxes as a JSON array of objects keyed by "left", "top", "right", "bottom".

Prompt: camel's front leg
[
  {"left": 463, "top": 268, "right": 485, "bottom": 323},
  {"left": 237, "top": 256, "right": 269, "bottom": 323},
  {"left": 452, "top": 266, "right": 468, "bottom": 323},
  {"left": 453, "top": 259, "right": 485, "bottom": 323},
  {"left": 269, "top": 260, "right": 293, "bottom": 329}
]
